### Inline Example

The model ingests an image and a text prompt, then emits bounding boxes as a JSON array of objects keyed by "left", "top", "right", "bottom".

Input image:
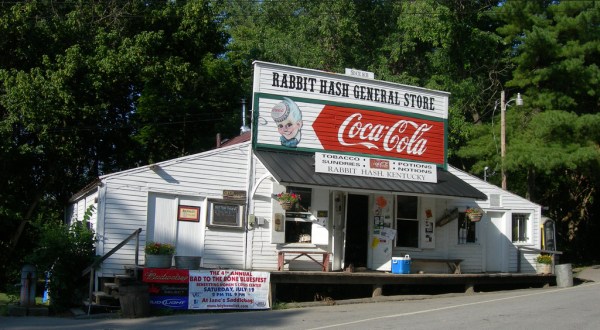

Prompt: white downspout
[{"left": 243, "top": 143, "right": 254, "bottom": 270}]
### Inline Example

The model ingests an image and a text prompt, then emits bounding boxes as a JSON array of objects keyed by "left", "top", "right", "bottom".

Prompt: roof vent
[{"left": 489, "top": 194, "right": 501, "bottom": 207}]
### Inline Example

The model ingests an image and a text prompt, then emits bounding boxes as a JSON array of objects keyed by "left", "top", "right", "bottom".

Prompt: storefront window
[
  {"left": 287, "top": 186, "right": 311, "bottom": 212},
  {"left": 395, "top": 195, "right": 419, "bottom": 248},
  {"left": 458, "top": 213, "right": 477, "bottom": 244},
  {"left": 285, "top": 187, "right": 313, "bottom": 243},
  {"left": 285, "top": 219, "right": 312, "bottom": 243}
]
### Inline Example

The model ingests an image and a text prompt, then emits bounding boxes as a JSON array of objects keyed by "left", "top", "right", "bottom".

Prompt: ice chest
[{"left": 392, "top": 255, "right": 411, "bottom": 274}]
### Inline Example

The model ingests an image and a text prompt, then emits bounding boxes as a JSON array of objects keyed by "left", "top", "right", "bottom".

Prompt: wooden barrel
[{"left": 119, "top": 282, "right": 150, "bottom": 318}]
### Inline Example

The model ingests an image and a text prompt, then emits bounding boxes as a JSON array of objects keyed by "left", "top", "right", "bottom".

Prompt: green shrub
[{"left": 26, "top": 209, "right": 96, "bottom": 312}]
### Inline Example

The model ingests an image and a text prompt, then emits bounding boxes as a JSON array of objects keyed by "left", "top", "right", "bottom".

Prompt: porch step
[
  {"left": 124, "top": 265, "right": 144, "bottom": 279},
  {"left": 103, "top": 282, "right": 119, "bottom": 296},
  {"left": 114, "top": 274, "right": 137, "bottom": 286},
  {"left": 92, "top": 291, "right": 120, "bottom": 306},
  {"left": 82, "top": 298, "right": 121, "bottom": 314}
]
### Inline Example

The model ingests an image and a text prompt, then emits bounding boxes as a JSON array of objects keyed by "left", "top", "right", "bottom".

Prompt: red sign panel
[
  {"left": 143, "top": 268, "right": 189, "bottom": 283},
  {"left": 313, "top": 105, "right": 445, "bottom": 165}
]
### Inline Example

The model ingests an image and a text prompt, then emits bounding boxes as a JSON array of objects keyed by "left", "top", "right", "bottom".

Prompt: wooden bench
[
  {"left": 411, "top": 258, "right": 463, "bottom": 274},
  {"left": 277, "top": 251, "right": 330, "bottom": 272}
]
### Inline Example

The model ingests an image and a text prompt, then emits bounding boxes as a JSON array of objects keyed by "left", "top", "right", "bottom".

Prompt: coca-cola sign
[
  {"left": 313, "top": 105, "right": 445, "bottom": 165},
  {"left": 315, "top": 152, "right": 437, "bottom": 183}
]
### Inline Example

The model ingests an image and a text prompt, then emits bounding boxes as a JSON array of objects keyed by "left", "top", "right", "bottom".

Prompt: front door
[
  {"left": 331, "top": 191, "right": 346, "bottom": 271},
  {"left": 485, "top": 212, "right": 506, "bottom": 272},
  {"left": 343, "top": 194, "right": 369, "bottom": 269}
]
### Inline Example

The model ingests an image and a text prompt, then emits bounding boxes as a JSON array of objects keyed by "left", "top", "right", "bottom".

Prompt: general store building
[{"left": 68, "top": 62, "right": 543, "bottom": 286}]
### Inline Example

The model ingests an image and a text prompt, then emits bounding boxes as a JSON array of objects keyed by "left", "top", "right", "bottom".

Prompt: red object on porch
[{"left": 277, "top": 251, "right": 330, "bottom": 272}]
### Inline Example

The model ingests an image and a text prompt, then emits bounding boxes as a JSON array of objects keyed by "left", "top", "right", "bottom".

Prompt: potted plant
[
  {"left": 536, "top": 254, "right": 552, "bottom": 274},
  {"left": 144, "top": 241, "right": 175, "bottom": 268},
  {"left": 275, "top": 192, "right": 301, "bottom": 211},
  {"left": 465, "top": 207, "right": 483, "bottom": 222}
]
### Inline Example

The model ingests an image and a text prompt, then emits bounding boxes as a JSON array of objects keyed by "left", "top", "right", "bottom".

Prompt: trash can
[
  {"left": 555, "top": 264, "right": 573, "bottom": 288},
  {"left": 392, "top": 255, "right": 411, "bottom": 274},
  {"left": 119, "top": 282, "right": 150, "bottom": 318}
]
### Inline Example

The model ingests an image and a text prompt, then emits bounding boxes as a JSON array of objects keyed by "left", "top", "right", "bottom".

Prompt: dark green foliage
[{"left": 26, "top": 212, "right": 96, "bottom": 312}]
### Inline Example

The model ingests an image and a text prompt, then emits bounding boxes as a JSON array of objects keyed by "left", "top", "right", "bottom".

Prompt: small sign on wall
[{"left": 178, "top": 206, "right": 200, "bottom": 222}]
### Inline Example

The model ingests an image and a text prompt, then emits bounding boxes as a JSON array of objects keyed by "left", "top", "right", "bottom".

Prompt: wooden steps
[{"left": 83, "top": 266, "right": 140, "bottom": 314}]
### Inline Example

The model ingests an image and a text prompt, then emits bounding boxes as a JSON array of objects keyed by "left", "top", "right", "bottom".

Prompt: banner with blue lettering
[
  {"left": 143, "top": 268, "right": 271, "bottom": 310},
  {"left": 188, "top": 270, "right": 270, "bottom": 310}
]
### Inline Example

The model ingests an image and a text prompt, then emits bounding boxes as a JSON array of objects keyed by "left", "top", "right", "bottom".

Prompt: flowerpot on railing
[{"left": 145, "top": 254, "right": 173, "bottom": 268}]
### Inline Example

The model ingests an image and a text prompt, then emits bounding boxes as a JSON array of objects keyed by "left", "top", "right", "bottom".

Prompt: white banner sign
[
  {"left": 315, "top": 152, "right": 437, "bottom": 183},
  {"left": 188, "top": 270, "right": 270, "bottom": 310}
]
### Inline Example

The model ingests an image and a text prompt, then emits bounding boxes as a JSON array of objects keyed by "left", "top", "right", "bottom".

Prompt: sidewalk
[{"left": 574, "top": 264, "right": 600, "bottom": 283}]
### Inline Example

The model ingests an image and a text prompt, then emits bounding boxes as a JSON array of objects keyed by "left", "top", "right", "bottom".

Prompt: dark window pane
[
  {"left": 396, "top": 220, "right": 418, "bottom": 247},
  {"left": 458, "top": 213, "right": 477, "bottom": 244},
  {"left": 285, "top": 221, "right": 312, "bottom": 243},
  {"left": 396, "top": 195, "right": 418, "bottom": 219},
  {"left": 288, "top": 186, "right": 311, "bottom": 212}
]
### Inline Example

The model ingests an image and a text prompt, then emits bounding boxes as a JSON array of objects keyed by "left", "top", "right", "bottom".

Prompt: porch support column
[{"left": 372, "top": 284, "right": 383, "bottom": 297}]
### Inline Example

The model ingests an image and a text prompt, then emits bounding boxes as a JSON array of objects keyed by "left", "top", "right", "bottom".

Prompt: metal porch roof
[{"left": 255, "top": 150, "right": 487, "bottom": 200}]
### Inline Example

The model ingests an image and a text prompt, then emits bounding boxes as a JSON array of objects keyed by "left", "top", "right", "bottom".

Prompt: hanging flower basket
[
  {"left": 280, "top": 201, "right": 294, "bottom": 211},
  {"left": 275, "top": 192, "right": 301, "bottom": 211},
  {"left": 466, "top": 207, "right": 483, "bottom": 222}
]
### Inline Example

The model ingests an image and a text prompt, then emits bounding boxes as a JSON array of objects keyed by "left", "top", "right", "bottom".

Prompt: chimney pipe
[{"left": 240, "top": 98, "right": 250, "bottom": 134}]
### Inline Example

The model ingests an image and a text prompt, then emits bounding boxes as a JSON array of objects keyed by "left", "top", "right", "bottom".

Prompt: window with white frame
[
  {"left": 458, "top": 213, "right": 477, "bottom": 244},
  {"left": 285, "top": 186, "right": 313, "bottom": 243},
  {"left": 511, "top": 213, "right": 529, "bottom": 242},
  {"left": 395, "top": 195, "right": 419, "bottom": 248}
]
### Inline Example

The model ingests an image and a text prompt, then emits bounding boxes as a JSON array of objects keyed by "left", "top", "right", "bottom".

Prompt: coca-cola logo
[
  {"left": 313, "top": 105, "right": 444, "bottom": 165},
  {"left": 338, "top": 113, "right": 431, "bottom": 155},
  {"left": 370, "top": 159, "right": 389, "bottom": 170}
]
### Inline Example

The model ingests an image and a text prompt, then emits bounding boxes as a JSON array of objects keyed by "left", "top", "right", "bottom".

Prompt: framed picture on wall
[
  {"left": 178, "top": 206, "right": 200, "bottom": 222},
  {"left": 208, "top": 200, "right": 244, "bottom": 229}
]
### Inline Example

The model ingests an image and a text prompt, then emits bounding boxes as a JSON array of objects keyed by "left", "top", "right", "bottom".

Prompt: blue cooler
[{"left": 392, "top": 255, "right": 411, "bottom": 274}]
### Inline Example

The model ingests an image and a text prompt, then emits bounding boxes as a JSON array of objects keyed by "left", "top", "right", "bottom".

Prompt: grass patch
[{"left": 0, "top": 292, "right": 18, "bottom": 316}]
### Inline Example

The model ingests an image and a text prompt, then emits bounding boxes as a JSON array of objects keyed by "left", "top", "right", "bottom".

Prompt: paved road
[{"left": 2, "top": 265, "right": 599, "bottom": 330}]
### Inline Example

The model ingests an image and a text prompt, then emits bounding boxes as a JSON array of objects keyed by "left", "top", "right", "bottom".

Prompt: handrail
[
  {"left": 81, "top": 228, "right": 142, "bottom": 276},
  {"left": 517, "top": 246, "right": 563, "bottom": 273},
  {"left": 82, "top": 228, "right": 142, "bottom": 315}
]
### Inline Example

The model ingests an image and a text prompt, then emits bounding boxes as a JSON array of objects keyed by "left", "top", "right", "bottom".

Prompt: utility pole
[
  {"left": 501, "top": 91, "right": 507, "bottom": 190},
  {"left": 500, "top": 91, "right": 523, "bottom": 190}
]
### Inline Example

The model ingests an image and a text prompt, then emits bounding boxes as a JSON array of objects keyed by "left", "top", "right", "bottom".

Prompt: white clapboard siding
[
  {"left": 85, "top": 142, "right": 251, "bottom": 277},
  {"left": 393, "top": 166, "right": 541, "bottom": 274},
  {"left": 248, "top": 156, "right": 280, "bottom": 270},
  {"left": 202, "top": 228, "right": 245, "bottom": 269},
  {"left": 448, "top": 166, "right": 541, "bottom": 273},
  {"left": 66, "top": 190, "right": 98, "bottom": 231}
]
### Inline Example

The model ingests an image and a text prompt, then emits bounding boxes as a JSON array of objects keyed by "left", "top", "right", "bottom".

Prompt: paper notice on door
[{"left": 380, "top": 227, "right": 396, "bottom": 240}]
